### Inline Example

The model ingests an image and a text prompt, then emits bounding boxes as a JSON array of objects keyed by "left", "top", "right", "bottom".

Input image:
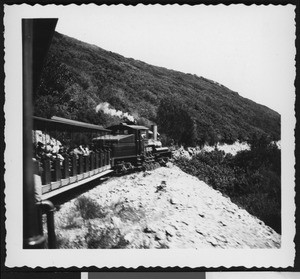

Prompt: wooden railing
[{"left": 39, "top": 150, "right": 111, "bottom": 194}]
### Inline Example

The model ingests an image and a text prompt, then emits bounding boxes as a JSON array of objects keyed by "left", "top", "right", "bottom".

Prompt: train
[
  {"left": 33, "top": 115, "right": 172, "bottom": 194},
  {"left": 33, "top": 115, "right": 172, "bottom": 199},
  {"left": 93, "top": 122, "right": 172, "bottom": 173}
]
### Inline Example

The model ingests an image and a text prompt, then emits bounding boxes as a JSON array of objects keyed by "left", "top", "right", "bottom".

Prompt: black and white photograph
[{"left": 3, "top": 4, "right": 296, "bottom": 268}]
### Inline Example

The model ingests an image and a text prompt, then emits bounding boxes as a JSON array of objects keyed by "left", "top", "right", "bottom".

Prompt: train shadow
[{"left": 49, "top": 175, "right": 111, "bottom": 206}]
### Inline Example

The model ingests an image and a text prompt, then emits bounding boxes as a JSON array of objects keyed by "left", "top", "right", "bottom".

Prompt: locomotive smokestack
[{"left": 152, "top": 124, "right": 158, "bottom": 141}]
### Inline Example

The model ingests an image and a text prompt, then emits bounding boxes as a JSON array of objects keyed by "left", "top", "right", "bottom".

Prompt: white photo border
[{"left": 3, "top": 3, "right": 296, "bottom": 268}]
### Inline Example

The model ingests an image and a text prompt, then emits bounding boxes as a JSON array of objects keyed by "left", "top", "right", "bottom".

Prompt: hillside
[
  {"left": 54, "top": 164, "right": 280, "bottom": 249},
  {"left": 35, "top": 31, "right": 280, "bottom": 145}
]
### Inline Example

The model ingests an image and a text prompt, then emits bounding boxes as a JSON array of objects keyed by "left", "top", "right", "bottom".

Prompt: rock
[
  {"left": 155, "top": 231, "right": 166, "bottom": 240},
  {"left": 219, "top": 220, "right": 227, "bottom": 226},
  {"left": 124, "top": 232, "right": 135, "bottom": 243},
  {"left": 195, "top": 228, "right": 204, "bottom": 235},
  {"left": 166, "top": 162, "right": 173, "bottom": 168},
  {"left": 165, "top": 226, "right": 176, "bottom": 237},
  {"left": 215, "top": 235, "right": 227, "bottom": 242},
  {"left": 176, "top": 231, "right": 182, "bottom": 237},
  {"left": 157, "top": 240, "right": 169, "bottom": 248},
  {"left": 207, "top": 236, "right": 218, "bottom": 246},
  {"left": 156, "top": 181, "right": 167, "bottom": 192},
  {"left": 144, "top": 224, "right": 157, "bottom": 233},
  {"left": 141, "top": 237, "right": 152, "bottom": 248},
  {"left": 187, "top": 147, "right": 194, "bottom": 155},
  {"left": 170, "top": 197, "right": 180, "bottom": 205},
  {"left": 111, "top": 216, "right": 122, "bottom": 228}
]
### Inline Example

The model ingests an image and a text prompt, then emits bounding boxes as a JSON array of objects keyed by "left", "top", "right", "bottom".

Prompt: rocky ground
[{"left": 54, "top": 163, "right": 281, "bottom": 249}]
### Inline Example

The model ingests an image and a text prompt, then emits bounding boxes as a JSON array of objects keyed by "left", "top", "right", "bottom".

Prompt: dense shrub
[
  {"left": 85, "top": 224, "right": 127, "bottom": 249},
  {"left": 75, "top": 196, "right": 107, "bottom": 220},
  {"left": 175, "top": 137, "right": 281, "bottom": 233},
  {"left": 157, "top": 97, "right": 198, "bottom": 147}
]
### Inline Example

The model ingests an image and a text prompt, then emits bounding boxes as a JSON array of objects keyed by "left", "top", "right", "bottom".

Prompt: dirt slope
[{"left": 54, "top": 164, "right": 281, "bottom": 249}]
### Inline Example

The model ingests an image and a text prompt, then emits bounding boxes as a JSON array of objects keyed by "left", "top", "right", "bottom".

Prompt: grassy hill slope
[{"left": 35, "top": 31, "right": 280, "bottom": 145}]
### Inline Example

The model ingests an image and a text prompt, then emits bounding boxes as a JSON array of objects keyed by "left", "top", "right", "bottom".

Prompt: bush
[
  {"left": 75, "top": 196, "right": 107, "bottom": 220},
  {"left": 174, "top": 140, "right": 281, "bottom": 233},
  {"left": 85, "top": 224, "right": 127, "bottom": 249}
]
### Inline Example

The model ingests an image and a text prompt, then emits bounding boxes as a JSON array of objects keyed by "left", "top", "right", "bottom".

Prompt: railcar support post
[
  {"left": 62, "top": 155, "right": 69, "bottom": 178},
  {"left": 100, "top": 150, "right": 104, "bottom": 167},
  {"left": 78, "top": 155, "right": 84, "bottom": 174},
  {"left": 42, "top": 159, "right": 51, "bottom": 185},
  {"left": 23, "top": 19, "right": 57, "bottom": 249},
  {"left": 90, "top": 153, "right": 95, "bottom": 170},
  {"left": 95, "top": 152, "right": 99, "bottom": 168},
  {"left": 23, "top": 20, "right": 46, "bottom": 248},
  {"left": 54, "top": 158, "right": 62, "bottom": 181},
  {"left": 71, "top": 155, "right": 77, "bottom": 176}
]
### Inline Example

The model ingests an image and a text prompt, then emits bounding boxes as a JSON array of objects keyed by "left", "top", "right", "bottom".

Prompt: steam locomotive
[{"left": 93, "top": 122, "right": 171, "bottom": 174}]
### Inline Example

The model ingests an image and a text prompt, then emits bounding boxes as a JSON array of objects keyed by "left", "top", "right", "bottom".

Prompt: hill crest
[{"left": 35, "top": 31, "right": 280, "bottom": 145}]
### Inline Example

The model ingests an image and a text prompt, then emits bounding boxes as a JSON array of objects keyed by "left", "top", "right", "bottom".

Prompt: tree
[{"left": 156, "top": 97, "right": 197, "bottom": 146}]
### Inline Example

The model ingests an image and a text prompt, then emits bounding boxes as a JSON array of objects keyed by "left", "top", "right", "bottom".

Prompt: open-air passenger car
[{"left": 33, "top": 116, "right": 113, "bottom": 200}]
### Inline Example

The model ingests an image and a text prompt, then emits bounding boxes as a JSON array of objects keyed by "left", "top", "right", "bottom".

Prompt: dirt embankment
[{"left": 54, "top": 164, "right": 281, "bottom": 249}]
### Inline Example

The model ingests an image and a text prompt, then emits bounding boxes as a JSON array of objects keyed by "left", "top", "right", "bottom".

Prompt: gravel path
[{"left": 54, "top": 164, "right": 281, "bottom": 249}]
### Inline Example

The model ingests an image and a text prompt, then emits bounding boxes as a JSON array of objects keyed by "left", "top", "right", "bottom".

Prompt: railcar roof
[
  {"left": 93, "top": 135, "right": 133, "bottom": 142},
  {"left": 107, "top": 123, "right": 149, "bottom": 130},
  {"left": 33, "top": 116, "right": 111, "bottom": 132},
  {"left": 93, "top": 134, "right": 133, "bottom": 141}
]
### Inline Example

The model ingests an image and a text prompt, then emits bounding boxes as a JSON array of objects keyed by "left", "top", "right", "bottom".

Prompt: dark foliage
[
  {"left": 75, "top": 196, "right": 106, "bottom": 220},
  {"left": 157, "top": 97, "right": 197, "bottom": 146},
  {"left": 85, "top": 225, "right": 127, "bottom": 249},
  {"left": 34, "top": 32, "right": 280, "bottom": 143},
  {"left": 175, "top": 135, "right": 281, "bottom": 233}
]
